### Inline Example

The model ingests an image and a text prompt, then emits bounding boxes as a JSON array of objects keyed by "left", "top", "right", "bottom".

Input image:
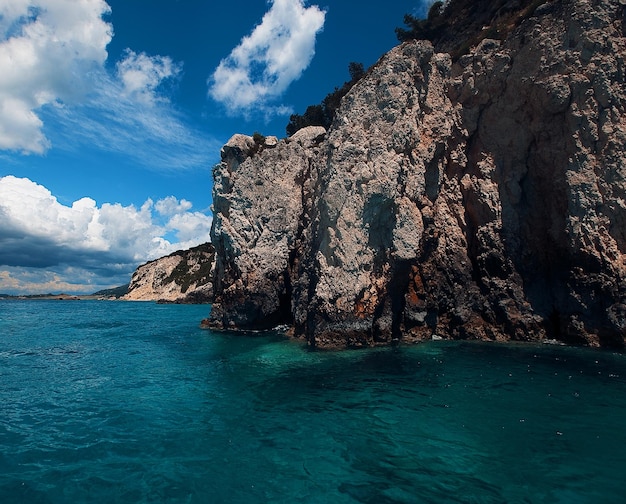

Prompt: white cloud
[
  {"left": 0, "top": 268, "right": 106, "bottom": 295},
  {"left": 155, "top": 195, "right": 193, "bottom": 217},
  {"left": 116, "top": 49, "right": 182, "bottom": 104},
  {"left": 0, "top": 0, "right": 112, "bottom": 153},
  {"left": 165, "top": 211, "right": 214, "bottom": 245},
  {"left": 0, "top": 176, "right": 213, "bottom": 293},
  {"left": 41, "top": 72, "right": 221, "bottom": 170},
  {"left": 208, "top": 0, "right": 325, "bottom": 116},
  {"left": 0, "top": 1, "right": 219, "bottom": 169}
]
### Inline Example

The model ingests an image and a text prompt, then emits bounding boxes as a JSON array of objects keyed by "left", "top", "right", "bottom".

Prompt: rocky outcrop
[
  {"left": 124, "top": 243, "right": 215, "bottom": 303},
  {"left": 208, "top": 0, "right": 626, "bottom": 349},
  {"left": 209, "top": 129, "right": 324, "bottom": 328}
]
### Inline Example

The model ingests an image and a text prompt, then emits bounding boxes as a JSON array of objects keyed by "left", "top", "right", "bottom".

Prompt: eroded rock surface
[
  {"left": 209, "top": 127, "right": 325, "bottom": 329},
  {"left": 208, "top": 0, "right": 626, "bottom": 348}
]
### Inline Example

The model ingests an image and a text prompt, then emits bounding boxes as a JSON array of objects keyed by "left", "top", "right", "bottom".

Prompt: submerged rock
[{"left": 208, "top": 0, "right": 626, "bottom": 349}]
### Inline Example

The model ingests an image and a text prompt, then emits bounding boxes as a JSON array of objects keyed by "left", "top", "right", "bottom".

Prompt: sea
[{"left": 1, "top": 299, "right": 625, "bottom": 504}]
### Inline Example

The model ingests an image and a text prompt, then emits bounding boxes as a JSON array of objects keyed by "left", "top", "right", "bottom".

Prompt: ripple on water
[{"left": 1, "top": 302, "right": 626, "bottom": 503}]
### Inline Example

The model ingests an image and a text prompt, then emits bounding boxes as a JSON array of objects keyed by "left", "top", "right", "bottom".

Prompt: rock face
[
  {"left": 124, "top": 243, "right": 215, "bottom": 303},
  {"left": 209, "top": 0, "right": 626, "bottom": 348}
]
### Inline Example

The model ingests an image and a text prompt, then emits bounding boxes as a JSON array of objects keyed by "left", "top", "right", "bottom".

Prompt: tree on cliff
[
  {"left": 395, "top": 0, "right": 549, "bottom": 58},
  {"left": 286, "top": 62, "right": 365, "bottom": 136},
  {"left": 395, "top": 1, "right": 446, "bottom": 42}
]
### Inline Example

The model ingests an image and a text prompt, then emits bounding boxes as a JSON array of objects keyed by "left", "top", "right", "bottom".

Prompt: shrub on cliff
[
  {"left": 286, "top": 62, "right": 365, "bottom": 136},
  {"left": 252, "top": 131, "right": 266, "bottom": 145},
  {"left": 395, "top": 1, "right": 446, "bottom": 42},
  {"left": 396, "top": 0, "right": 548, "bottom": 58}
]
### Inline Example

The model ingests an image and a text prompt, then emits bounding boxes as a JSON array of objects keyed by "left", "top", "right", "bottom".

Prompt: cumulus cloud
[
  {"left": 0, "top": 268, "right": 107, "bottom": 296},
  {"left": 165, "top": 211, "right": 215, "bottom": 245},
  {"left": 155, "top": 196, "right": 193, "bottom": 217},
  {"left": 0, "top": 1, "right": 218, "bottom": 168},
  {"left": 0, "top": 0, "right": 112, "bottom": 153},
  {"left": 208, "top": 0, "right": 325, "bottom": 116},
  {"left": 116, "top": 49, "right": 182, "bottom": 104},
  {"left": 0, "top": 176, "right": 213, "bottom": 294}
]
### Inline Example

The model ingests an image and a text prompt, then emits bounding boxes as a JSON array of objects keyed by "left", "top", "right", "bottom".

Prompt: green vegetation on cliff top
[{"left": 285, "top": 0, "right": 549, "bottom": 136}]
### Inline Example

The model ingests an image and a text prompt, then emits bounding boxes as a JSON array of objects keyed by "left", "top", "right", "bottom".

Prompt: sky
[{"left": 0, "top": 0, "right": 433, "bottom": 295}]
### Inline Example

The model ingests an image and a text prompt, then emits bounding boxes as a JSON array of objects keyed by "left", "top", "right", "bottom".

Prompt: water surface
[{"left": 1, "top": 300, "right": 625, "bottom": 503}]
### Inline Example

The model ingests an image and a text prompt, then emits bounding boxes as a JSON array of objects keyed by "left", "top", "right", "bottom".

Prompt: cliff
[
  {"left": 208, "top": 0, "right": 626, "bottom": 349},
  {"left": 123, "top": 242, "right": 215, "bottom": 303}
]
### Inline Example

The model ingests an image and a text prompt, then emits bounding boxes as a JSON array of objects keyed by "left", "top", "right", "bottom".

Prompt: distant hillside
[
  {"left": 123, "top": 243, "right": 215, "bottom": 303},
  {"left": 92, "top": 284, "right": 129, "bottom": 298}
]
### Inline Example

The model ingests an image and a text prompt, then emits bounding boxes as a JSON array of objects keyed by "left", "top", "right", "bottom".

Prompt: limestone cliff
[
  {"left": 208, "top": 0, "right": 626, "bottom": 348},
  {"left": 124, "top": 243, "right": 215, "bottom": 303}
]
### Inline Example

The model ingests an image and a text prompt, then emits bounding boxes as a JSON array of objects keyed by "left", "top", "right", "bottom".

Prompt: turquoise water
[{"left": 1, "top": 300, "right": 625, "bottom": 503}]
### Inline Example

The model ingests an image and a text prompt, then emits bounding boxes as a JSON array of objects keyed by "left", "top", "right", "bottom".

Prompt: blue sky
[{"left": 0, "top": 0, "right": 433, "bottom": 295}]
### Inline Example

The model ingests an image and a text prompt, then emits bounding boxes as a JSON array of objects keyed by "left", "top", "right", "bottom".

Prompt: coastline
[{"left": 0, "top": 294, "right": 120, "bottom": 301}]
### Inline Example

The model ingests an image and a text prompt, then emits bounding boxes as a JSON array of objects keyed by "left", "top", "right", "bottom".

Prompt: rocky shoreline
[{"left": 205, "top": 0, "right": 626, "bottom": 350}]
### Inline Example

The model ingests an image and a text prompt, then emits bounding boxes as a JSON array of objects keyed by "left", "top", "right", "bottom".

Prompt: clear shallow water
[{"left": 1, "top": 300, "right": 625, "bottom": 503}]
